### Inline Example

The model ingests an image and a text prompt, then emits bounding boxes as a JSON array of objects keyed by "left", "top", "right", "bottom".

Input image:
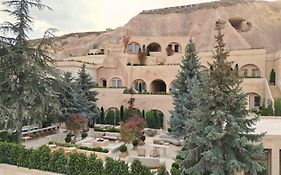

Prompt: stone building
[{"left": 52, "top": 1, "right": 281, "bottom": 174}]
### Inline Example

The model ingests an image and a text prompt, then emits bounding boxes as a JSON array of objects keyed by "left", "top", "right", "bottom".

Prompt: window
[
  {"left": 111, "top": 78, "right": 122, "bottom": 88},
  {"left": 102, "top": 80, "right": 106, "bottom": 87},
  {"left": 254, "top": 96, "right": 261, "bottom": 107},
  {"left": 243, "top": 69, "right": 248, "bottom": 77},
  {"left": 252, "top": 69, "right": 259, "bottom": 77},
  {"left": 174, "top": 45, "right": 179, "bottom": 52},
  {"left": 135, "top": 81, "right": 146, "bottom": 92},
  {"left": 128, "top": 42, "right": 140, "bottom": 54}
]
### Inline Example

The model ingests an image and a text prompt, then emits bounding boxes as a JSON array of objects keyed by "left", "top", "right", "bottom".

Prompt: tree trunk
[{"left": 17, "top": 103, "right": 23, "bottom": 143}]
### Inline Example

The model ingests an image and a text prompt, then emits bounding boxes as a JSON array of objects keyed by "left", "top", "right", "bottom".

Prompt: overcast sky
[{"left": 0, "top": 0, "right": 276, "bottom": 39}]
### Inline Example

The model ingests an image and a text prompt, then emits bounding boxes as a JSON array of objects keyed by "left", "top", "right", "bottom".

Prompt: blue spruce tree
[
  {"left": 170, "top": 39, "right": 202, "bottom": 138},
  {"left": 180, "top": 20, "right": 265, "bottom": 175}
]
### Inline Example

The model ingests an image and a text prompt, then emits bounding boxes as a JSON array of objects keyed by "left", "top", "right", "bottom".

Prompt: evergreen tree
[
  {"left": 60, "top": 72, "right": 95, "bottom": 123},
  {"left": 269, "top": 69, "right": 276, "bottom": 85},
  {"left": 170, "top": 39, "right": 201, "bottom": 138},
  {"left": 0, "top": 0, "right": 62, "bottom": 141},
  {"left": 76, "top": 63, "right": 99, "bottom": 125},
  {"left": 180, "top": 20, "right": 265, "bottom": 175}
]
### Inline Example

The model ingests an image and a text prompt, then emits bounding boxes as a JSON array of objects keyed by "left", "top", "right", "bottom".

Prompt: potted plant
[
  {"left": 81, "top": 131, "right": 88, "bottom": 139},
  {"left": 119, "top": 144, "right": 128, "bottom": 158},
  {"left": 139, "top": 135, "right": 146, "bottom": 145},
  {"left": 132, "top": 139, "right": 139, "bottom": 150},
  {"left": 64, "top": 135, "right": 72, "bottom": 143}
]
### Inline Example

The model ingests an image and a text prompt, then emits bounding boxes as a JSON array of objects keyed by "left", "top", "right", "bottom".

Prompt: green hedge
[
  {"left": 0, "top": 142, "right": 161, "bottom": 175},
  {"left": 145, "top": 110, "right": 164, "bottom": 129},
  {"left": 78, "top": 146, "right": 109, "bottom": 153},
  {"left": 0, "top": 131, "right": 18, "bottom": 143},
  {"left": 94, "top": 127, "right": 120, "bottom": 133},
  {"left": 48, "top": 141, "right": 109, "bottom": 153}
]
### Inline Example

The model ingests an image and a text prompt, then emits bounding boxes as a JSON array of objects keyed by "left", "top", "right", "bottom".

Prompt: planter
[{"left": 119, "top": 151, "right": 128, "bottom": 158}]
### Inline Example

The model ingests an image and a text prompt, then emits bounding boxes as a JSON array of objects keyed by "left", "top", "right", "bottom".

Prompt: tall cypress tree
[
  {"left": 76, "top": 63, "right": 99, "bottom": 125},
  {"left": 170, "top": 39, "right": 201, "bottom": 138},
  {"left": 180, "top": 20, "right": 264, "bottom": 175},
  {"left": 0, "top": 0, "right": 62, "bottom": 142}
]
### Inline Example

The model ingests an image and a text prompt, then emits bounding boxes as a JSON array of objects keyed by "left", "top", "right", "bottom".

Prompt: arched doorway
[
  {"left": 151, "top": 79, "right": 166, "bottom": 93},
  {"left": 248, "top": 92, "right": 261, "bottom": 109},
  {"left": 104, "top": 107, "right": 120, "bottom": 125},
  {"left": 145, "top": 109, "right": 164, "bottom": 129},
  {"left": 100, "top": 78, "right": 107, "bottom": 88},
  {"left": 147, "top": 42, "right": 161, "bottom": 52},
  {"left": 132, "top": 79, "right": 147, "bottom": 93}
]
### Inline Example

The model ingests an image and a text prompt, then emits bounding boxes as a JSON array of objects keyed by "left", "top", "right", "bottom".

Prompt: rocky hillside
[{"left": 51, "top": 0, "right": 281, "bottom": 58}]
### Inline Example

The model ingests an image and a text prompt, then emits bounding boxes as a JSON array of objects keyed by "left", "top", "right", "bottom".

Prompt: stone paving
[{"left": 22, "top": 128, "right": 182, "bottom": 171}]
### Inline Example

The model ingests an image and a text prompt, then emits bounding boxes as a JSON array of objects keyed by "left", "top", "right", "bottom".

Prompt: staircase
[{"left": 269, "top": 85, "right": 281, "bottom": 99}]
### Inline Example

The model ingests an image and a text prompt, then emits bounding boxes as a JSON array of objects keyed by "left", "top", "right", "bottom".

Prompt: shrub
[
  {"left": 65, "top": 113, "right": 87, "bottom": 141},
  {"left": 145, "top": 110, "right": 164, "bottom": 129},
  {"left": 275, "top": 98, "right": 281, "bottom": 116},
  {"left": 68, "top": 152, "right": 88, "bottom": 175},
  {"left": 119, "top": 144, "right": 127, "bottom": 153},
  {"left": 131, "top": 159, "right": 152, "bottom": 175},
  {"left": 124, "top": 108, "right": 142, "bottom": 120},
  {"left": 167, "top": 128, "right": 172, "bottom": 133},
  {"left": 78, "top": 146, "right": 109, "bottom": 153},
  {"left": 170, "top": 167, "right": 181, "bottom": 175},
  {"left": 140, "top": 135, "right": 146, "bottom": 142},
  {"left": 81, "top": 132, "right": 88, "bottom": 139},
  {"left": 104, "top": 157, "right": 130, "bottom": 175},
  {"left": 105, "top": 108, "right": 120, "bottom": 125},
  {"left": 132, "top": 139, "right": 139, "bottom": 147},
  {"left": 0, "top": 131, "right": 18, "bottom": 143},
  {"left": 157, "top": 165, "right": 169, "bottom": 175},
  {"left": 86, "top": 154, "right": 103, "bottom": 175},
  {"left": 64, "top": 135, "right": 72, "bottom": 143},
  {"left": 270, "top": 69, "right": 276, "bottom": 85},
  {"left": 94, "top": 127, "right": 120, "bottom": 133},
  {"left": 49, "top": 149, "right": 68, "bottom": 174},
  {"left": 120, "top": 115, "right": 145, "bottom": 143}
]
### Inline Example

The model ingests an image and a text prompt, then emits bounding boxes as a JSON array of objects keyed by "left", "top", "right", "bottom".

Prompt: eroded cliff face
[
  {"left": 123, "top": 1, "right": 281, "bottom": 53},
  {"left": 51, "top": 0, "right": 281, "bottom": 58}
]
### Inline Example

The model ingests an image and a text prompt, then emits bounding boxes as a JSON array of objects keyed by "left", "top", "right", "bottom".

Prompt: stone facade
[{"left": 54, "top": 38, "right": 281, "bottom": 128}]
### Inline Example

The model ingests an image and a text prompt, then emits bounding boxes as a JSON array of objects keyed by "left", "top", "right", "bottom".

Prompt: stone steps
[{"left": 270, "top": 85, "right": 281, "bottom": 99}]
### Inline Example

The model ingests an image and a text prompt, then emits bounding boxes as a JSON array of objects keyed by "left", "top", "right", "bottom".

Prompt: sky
[{"left": 0, "top": 0, "right": 276, "bottom": 39}]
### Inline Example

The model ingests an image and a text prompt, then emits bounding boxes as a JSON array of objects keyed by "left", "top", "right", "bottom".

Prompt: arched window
[
  {"left": 248, "top": 92, "right": 261, "bottom": 109},
  {"left": 127, "top": 42, "right": 141, "bottom": 54},
  {"left": 239, "top": 64, "right": 261, "bottom": 78},
  {"left": 151, "top": 79, "right": 166, "bottom": 93},
  {"left": 167, "top": 42, "right": 181, "bottom": 54},
  {"left": 133, "top": 79, "right": 147, "bottom": 93},
  {"left": 147, "top": 42, "right": 161, "bottom": 52},
  {"left": 100, "top": 78, "right": 107, "bottom": 88},
  {"left": 111, "top": 77, "right": 123, "bottom": 88}
]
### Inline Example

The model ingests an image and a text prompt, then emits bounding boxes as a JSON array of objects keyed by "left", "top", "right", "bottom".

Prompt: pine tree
[
  {"left": 76, "top": 63, "right": 99, "bottom": 125},
  {"left": 170, "top": 39, "right": 201, "bottom": 138},
  {"left": 269, "top": 69, "right": 276, "bottom": 85},
  {"left": 0, "top": 0, "right": 62, "bottom": 142},
  {"left": 60, "top": 72, "right": 95, "bottom": 123},
  {"left": 180, "top": 20, "right": 265, "bottom": 175}
]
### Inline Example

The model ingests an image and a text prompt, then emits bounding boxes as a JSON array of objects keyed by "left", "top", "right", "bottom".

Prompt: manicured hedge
[
  {"left": 78, "top": 146, "right": 109, "bottom": 153},
  {"left": 48, "top": 141, "right": 109, "bottom": 153},
  {"left": 145, "top": 110, "right": 164, "bottom": 129},
  {"left": 94, "top": 127, "right": 120, "bottom": 133},
  {"left": 0, "top": 131, "right": 18, "bottom": 143},
  {"left": 0, "top": 142, "right": 170, "bottom": 174}
]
